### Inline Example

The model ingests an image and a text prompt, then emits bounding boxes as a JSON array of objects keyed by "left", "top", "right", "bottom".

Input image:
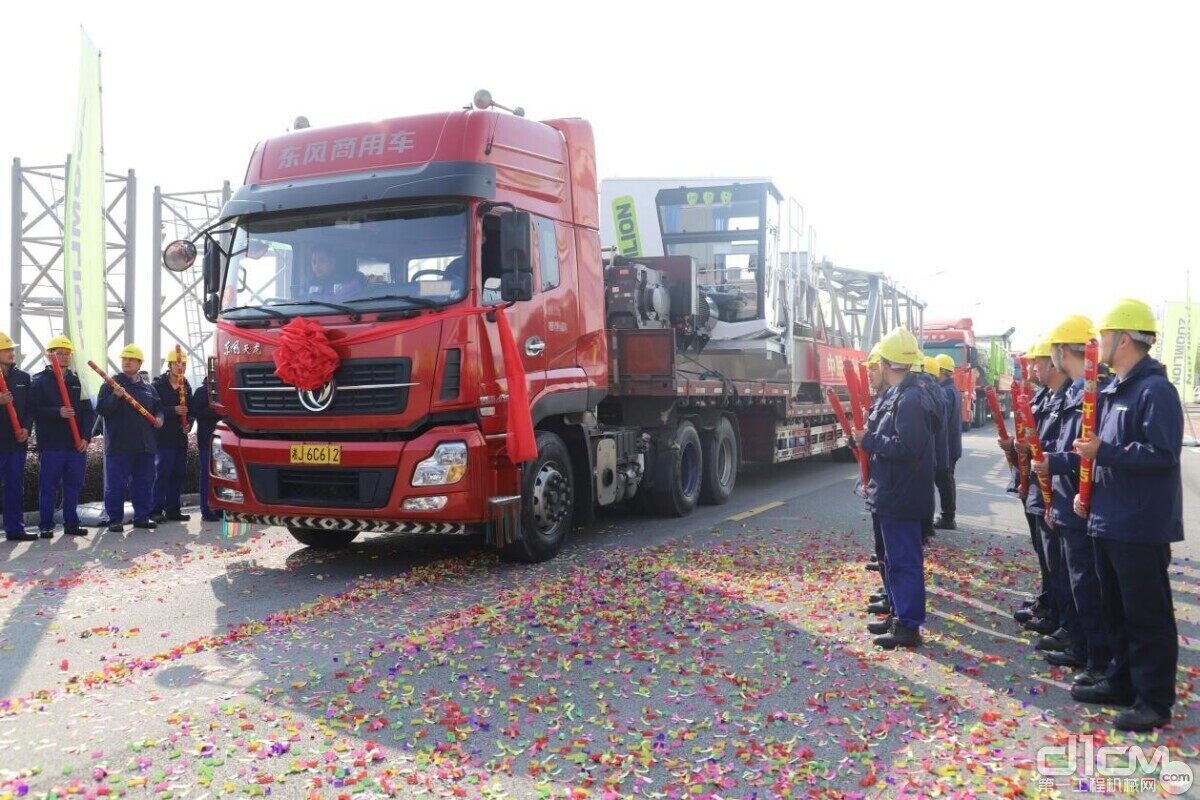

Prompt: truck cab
[{"left": 165, "top": 98, "right": 610, "bottom": 561}]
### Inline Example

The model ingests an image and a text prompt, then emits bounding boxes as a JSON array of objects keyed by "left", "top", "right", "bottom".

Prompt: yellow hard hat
[
  {"left": 119, "top": 344, "right": 145, "bottom": 362},
  {"left": 1098, "top": 298, "right": 1157, "bottom": 334},
  {"left": 865, "top": 344, "right": 882, "bottom": 366},
  {"left": 1046, "top": 315, "right": 1097, "bottom": 345},
  {"left": 1027, "top": 339, "right": 1053, "bottom": 358},
  {"left": 46, "top": 335, "right": 75, "bottom": 353},
  {"left": 935, "top": 353, "right": 955, "bottom": 372},
  {"left": 876, "top": 326, "right": 920, "bottom": 367},
  {"left": 923, "top": 356, "right": 939, "bottom": 375},
  {"left": 164, "top": 349, "right": 188, "bottom": 364},
  {"left": 0, "top": 332, "right": 13, "bottom": 351}
]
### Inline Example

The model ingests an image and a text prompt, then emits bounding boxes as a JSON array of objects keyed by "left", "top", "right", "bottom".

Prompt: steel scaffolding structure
[
  {"left": 151, "top": 183, "right": 230, "bottom": 384},
  {"left": 9, "top": 157, "right": 135, "bottom": 374}
]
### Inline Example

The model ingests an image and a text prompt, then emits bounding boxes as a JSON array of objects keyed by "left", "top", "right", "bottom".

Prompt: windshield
[
  {"left": 221, "top": 202, "right": 468, "bottom": 316},
  {"left": 923, "top": 343, "right": 965, "bottom": 367}
]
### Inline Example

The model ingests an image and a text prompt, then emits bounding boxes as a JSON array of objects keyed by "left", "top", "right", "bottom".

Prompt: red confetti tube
[
  {"left": 0, "top": 367, "right": 23, "bottom": 438},
  {"left": 1077, "top": 339, "right": 1100, "bottom": 516},
  {"left": 842, "top": 360, "right": 870, "bottom": 485},
  {"left": 175, "top": 345, "right": 189, "bottom": 433},
  {"left": 49, "top": 354, "right": 83, "bottom": 448},
  {"left": 87, "top": 360, "right": 160, "bottom": 426}
]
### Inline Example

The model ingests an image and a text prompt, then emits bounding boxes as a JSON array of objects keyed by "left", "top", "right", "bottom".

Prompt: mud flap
[{"left": 485, "top": 495, "right": 522, "bottom": 548}]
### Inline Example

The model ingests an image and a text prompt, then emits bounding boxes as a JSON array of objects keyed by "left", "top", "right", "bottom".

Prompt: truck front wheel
[
  {"left": 699, "top": 417, "right": 738, "bottom": 505},
  {"left": 287, "top": 528, "right": 358, "bottom": 549},
  {"left": 504, "top": 431, "right": 574, "bottom": 563}
]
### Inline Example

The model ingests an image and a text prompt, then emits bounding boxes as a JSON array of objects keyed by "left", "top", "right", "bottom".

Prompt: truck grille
[
  {"left": 247, "top": 465, "right": 396, "bottom": 509},
  {"left": 237, "top": 358, "right": 412, "bottom": 416}
]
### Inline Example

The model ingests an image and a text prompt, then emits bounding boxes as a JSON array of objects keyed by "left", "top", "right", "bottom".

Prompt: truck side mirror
[
  {"left": 499, "top": 211, "right": 533, "bottom": 302},
  {"left": 202, "top": 237, "right": 222, "bottom": 295}
]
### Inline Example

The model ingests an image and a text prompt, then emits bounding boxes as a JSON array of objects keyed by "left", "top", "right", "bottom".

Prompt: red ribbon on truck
[{"left": 218, "top": 306, "right": 538, "bottom": 464}]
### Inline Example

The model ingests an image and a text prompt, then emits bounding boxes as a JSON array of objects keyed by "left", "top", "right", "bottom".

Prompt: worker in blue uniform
[
  {"left": 916, "top": 356, "right": 946, "bottom": 544},
  {"left": 1022, "top": 339, "right": 1078, "bottom": 662},
  {"left": 852, "top": 326, "right": 935, "bottom": 649},
  {"left": 1036, "top": 315, "right": 1112, "bottom": 689},
  {"left": 933, "top": 353, "right": 962, "bottom": 529},
  {"left": 0, "top": 332, "right": 34, "bottom": 542},
  {"left": 1009, "top": 346, "right": 1064, "bottom": 639},
  {"left": 1070, "top": 299, "right": 1183, "bottom": 733},
  {"left": 861, "top": 346, "right": 895, "bottom": 623},
  {"left": 192, "top": 376, "right": 222, "bottom": 522},
  {"left": 30, "top": 336, "right": 95, "bottom": 538},
  {"left": 150, "top": 350, "right": 195, "bottom": 523},
  {"left": 97, "top": 344, "right": 163, "bottom": 533}
]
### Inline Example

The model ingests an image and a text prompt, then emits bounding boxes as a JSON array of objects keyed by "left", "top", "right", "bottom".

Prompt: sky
[{"left": 3, "top": 0, "right": 1199, "bottom": 353}]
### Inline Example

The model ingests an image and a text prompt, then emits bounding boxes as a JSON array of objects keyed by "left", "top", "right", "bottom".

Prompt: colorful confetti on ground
[{"left": 0, "top": 446, "right": 1198, "bottom": 798}]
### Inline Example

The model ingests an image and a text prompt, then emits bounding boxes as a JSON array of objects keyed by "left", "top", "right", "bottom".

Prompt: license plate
[{"left": 289, "top": 444, "right": 341, "bottom": 465}]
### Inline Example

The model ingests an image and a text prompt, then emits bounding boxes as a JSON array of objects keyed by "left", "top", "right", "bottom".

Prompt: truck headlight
[
  {"left": 212, "top": 437, "right": 238, "bottom": 481},
  {"left": 411, "top": 442, "right": 467, "bottom": 486}
]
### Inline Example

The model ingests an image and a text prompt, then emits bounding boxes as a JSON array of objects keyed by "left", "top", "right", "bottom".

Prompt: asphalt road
[{"left": 1, "top": 430, "right": 1198, "bottom": 798}]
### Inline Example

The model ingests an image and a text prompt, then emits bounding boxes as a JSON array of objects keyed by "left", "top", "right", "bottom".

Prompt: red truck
[
  {"left": 922, "top": 318, "right": 1013, "bottom": 428},
  {"left": 162, "top": 93, "right": 923, "bottom": 562}
]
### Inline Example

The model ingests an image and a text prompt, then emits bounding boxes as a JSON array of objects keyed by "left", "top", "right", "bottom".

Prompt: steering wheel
[{"left": 409, "top": 269, "right": 448, "bottom": 281}]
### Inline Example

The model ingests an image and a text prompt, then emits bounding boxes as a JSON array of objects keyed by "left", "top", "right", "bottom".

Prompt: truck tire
[
  {"left": 699, "top": 417, "right": 738, "bottom": 505},
  {"left": 651, "top": 420, "right": 703, "bottom": 517},
  {"left": 287, "top": 528, "right": 358, "bottom": 549},
  {"left": 504, "top": 431, "right": 574, "bottom": 563}
]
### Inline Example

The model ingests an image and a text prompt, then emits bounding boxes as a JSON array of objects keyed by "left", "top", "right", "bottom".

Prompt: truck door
[
  {"left": 534, "top": 217, "right": 584, "bottom": 398},
  {"left": 481, "top": 214, "right": 547, "bottom": 409}
]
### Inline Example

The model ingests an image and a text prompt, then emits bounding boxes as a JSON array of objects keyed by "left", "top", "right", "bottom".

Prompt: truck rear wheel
[
  {"left": 287, "top": 528, "right": 358, "bottom": 549},
  {"left": 504, "top": 431, "right": 574, "bottom": 563},
  {"left": 700, "top": 417, "right": 738, "bottom": 505},
  {"left": 650, "top": 420, "right": 703, "bottom": 517}
]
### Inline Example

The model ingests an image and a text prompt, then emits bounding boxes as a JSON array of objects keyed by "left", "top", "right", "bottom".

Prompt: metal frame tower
[{"left": 9, "top": 157, "right": 135, "bottom": 373}]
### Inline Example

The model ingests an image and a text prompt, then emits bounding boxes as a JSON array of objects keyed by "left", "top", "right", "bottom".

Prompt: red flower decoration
[{"left": 272, "top": 316, "right": 340, "bottom": 391}]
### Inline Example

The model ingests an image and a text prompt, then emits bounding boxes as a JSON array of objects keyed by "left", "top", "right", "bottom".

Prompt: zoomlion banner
[
  {"left": 1156, "top": 302, "right": 1200, "bottom": 399},
  {"left": 62, "top": 30, "right": 106, "bottom": 398}
]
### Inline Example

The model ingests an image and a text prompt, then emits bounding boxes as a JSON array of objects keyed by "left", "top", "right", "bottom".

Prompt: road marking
[{"left": 726, "top": 500, "right": 784, "bottom": 522}]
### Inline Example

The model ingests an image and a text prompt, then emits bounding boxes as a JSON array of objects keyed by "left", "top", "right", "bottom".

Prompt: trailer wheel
[
  {"left": 650, "top": 420, "right": 703, "bottom": 517},
  {"left": 287, "top": 528, "right": 358, "bottom": 549},
  {"left": 504, "top": 431, "right": 574, "bottom": 563},
  {"left": 700, "top": 417, "right": 738, "bottom": 505}
]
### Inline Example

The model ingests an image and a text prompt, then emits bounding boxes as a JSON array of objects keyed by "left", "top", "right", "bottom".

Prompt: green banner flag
[
  {"left": 63, "top": 30, "right": 106, "bottom": 398},
  {"left": 1159, "top": 302, "right": 1200, "bottom": 401}
]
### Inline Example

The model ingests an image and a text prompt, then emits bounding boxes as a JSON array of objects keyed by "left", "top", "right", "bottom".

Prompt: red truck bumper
[{"left": 206, "top": 423, "right": 507, "bottom": 535}]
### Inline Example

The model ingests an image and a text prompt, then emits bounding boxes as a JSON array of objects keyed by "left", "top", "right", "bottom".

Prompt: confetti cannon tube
[
  {"left": 87, "top": 361, "right": 159, "bottom": 426},
  {"left": 842, "top": 360, "right": 870, "bottom": 485},
  {"left": 1011, "top": 380, "right": 1030, "bottom": 497},
  {"left": 0, "top": 367, "right": 22, "bottom": 438},
  {"left": 985, "top": 387, "right": 1009, "bottom": 440},
  {"left": 828, "top": 387, "right": 870, "bottom": 487},
  {"left": 985, "top": 387, "right": 1015, "bottom": 467},
  {"left": 175, "top": 345, "right": 189, "bottom": 434},
  {"left": 49, "top": 354, "right": 83, "bottom": 448},
  {"left": 1018, "top": 392, "right": 1054, "bottom": 520},
  {"left": 827, "top": 388, "right": 854, "bottom": 440},
  {"left": 857, "top": 363, "right": 871, "bottom": 415},
  {"left": 1077, "top": 339, "right": 1100, "bottom": 516}
]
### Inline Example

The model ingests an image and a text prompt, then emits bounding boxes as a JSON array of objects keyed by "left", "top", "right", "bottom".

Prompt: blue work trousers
[
  {"left": 39, "top": 449, "right": 85, "bottom": 530},
  {"left": 1059, "top": 525, "right": 1112, "bottom": 673},
  {"left": 104, "top": 451, "right": 155, "bottom": 524},
  {"left": 0, "top": 450, "right": 27, "bottom": 535},
  {"left": 152, "top": 446, "right": 187, "bottom": 515},
  {"left": 880, "top": 516, "right": 925, "bottom": 629},
  {"left": 1095, "top": 537, "right": 1178, "bottom": 716}
]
